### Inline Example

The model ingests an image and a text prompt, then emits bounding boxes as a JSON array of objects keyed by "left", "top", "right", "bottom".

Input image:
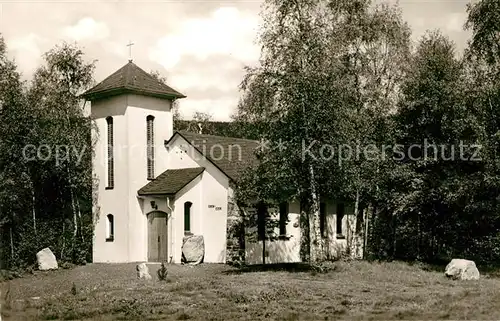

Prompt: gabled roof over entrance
[
  {"left": 138, "top": 167, "right": 204, "bottom": 196},
  {"left": 82, "top": 61, "right": 186, "bottom": 101},
  {"left": 165, "top": 131, "right": 260, "bottom": 182}
]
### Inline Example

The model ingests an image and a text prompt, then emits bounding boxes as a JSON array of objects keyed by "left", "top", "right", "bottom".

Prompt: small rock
[
  {"left": 36, "top": 248, "right": 58, "bottom": 271},
  {"left": 136, "top": 263, "right": 152, "bottom": 280},
  {"left": 445, "top": 259, "right": 480, "bottom": 280}
]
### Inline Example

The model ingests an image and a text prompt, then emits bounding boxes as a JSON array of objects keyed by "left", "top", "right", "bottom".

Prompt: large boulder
[
  {"left": 136, "top": 263, "right": 152, "bottom": 280},
  {"left": 182, "top": 235, "right": 204, "bottom": 264},
  {"left": 36, "top": 248, "right": 58, "bottom": 271},
  {"left": 445, "top": 259, "right": 480, "bottom": 280}
]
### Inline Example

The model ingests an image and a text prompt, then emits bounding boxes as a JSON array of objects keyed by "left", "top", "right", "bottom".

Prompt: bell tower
[{"left": 82, "top": 61, "right": 186, "bottom": 262}]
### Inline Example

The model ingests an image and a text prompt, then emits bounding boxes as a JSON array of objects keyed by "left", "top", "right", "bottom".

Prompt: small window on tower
[
  {"left": 106, "top": 214, "right": 114, "bottom": 242},
  {"left": 147, "top": 115, "right": 155, "bottom": 180}
]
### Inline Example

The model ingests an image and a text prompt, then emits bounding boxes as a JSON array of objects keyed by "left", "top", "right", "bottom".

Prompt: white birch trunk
[
  {"left": 308, "top": 164, "right": 323, "bottom": 263},
  {"left": 9, "top": 227, "right": 13, "bottom": 262},
  {"left": 70, "top": 188, "right": 77, "bottom": 238},
  {"left": 67, "top": 167, "right": 78, "bottom": 238},
  {"left": 348, "top": 190, "right": 358, "bottom": 257},
  {"left": 76, "top": 197, "right": 84, "bottom": 242},
  {"left": 32, "top": 191, "right": 36, "bottom": 235},
  {"left": 364, "top": 205, "right": 370, "bottom": 259},
  {"left": 60, "top": 220, "right": 65, "bottom": 260}
]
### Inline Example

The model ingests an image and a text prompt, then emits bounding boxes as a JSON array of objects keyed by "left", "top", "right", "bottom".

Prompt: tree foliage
[
  {"left": 236, "top": 0, "right": 500, "bottom": 265},
  {"left": 0, "top": 39, "right": 95, "bottom": 269},
  {"left": 235, "top": 0, "right": 411, "bottom": 262}
]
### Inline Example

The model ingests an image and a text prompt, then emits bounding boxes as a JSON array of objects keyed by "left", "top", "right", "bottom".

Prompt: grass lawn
[{"left": 1, "top": 261, "right": 500, "bottom": 320}]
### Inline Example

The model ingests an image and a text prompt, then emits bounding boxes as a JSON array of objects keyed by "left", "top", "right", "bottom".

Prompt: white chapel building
[{"left": 84, "top": 61, "right": 362, "bottom": 264}]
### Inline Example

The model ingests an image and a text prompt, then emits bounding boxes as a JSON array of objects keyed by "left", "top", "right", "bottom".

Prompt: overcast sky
[{"left": 0, "top": 0, "right": 473, "bottom": 121}]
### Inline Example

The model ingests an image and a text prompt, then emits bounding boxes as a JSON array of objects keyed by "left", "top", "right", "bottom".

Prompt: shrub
[{"left": 157, "top": 262, "right": 168, "bottom": 281}]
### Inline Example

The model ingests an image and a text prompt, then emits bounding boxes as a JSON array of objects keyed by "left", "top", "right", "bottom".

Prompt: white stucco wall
[
  {"left": 171, "top": 175, "right": 203, "bottom": 263},
  {"left": 125, "top": 95, "right": 172, "bottom": 262},
  {"left": 200, "top": 168, "right": 229, "bottom": 263},
  {"left": 92, "top": 95, "right": 129, "bottom": 263},
  {"left": 164, "top": 135, "right": 201, "bottom": 170},
  {"left": 244, "top": 199, "right": 361, "bottom": 264},
  {"left": 140, "top": 197, "right": 172, "bottom": 261},
  {"left": 91, "top": 92, "right": 361, "bottom": 265},
  {"left": 165, "top": 134, "right": 230, "bottom": 263},
  {"left": 245, "top": 201, "right": 302, "bottom": 264},
  {"left": 92, "top": 93, "right": 173, "bottom": 263},
  {"left": 324, "top": 200, "right": 360, "bottom": 259}
]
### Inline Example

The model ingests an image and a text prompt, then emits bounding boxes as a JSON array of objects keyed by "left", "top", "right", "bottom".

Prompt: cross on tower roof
[{"left": 126, "top": 40, "right": 135, "bottom": 62}]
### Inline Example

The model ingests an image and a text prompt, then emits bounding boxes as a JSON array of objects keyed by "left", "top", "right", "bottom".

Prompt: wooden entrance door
[{"left": 148, "top": 211, "right": 168, "bottom": 262}]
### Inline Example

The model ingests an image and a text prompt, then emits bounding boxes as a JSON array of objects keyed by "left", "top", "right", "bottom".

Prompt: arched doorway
[{"left": 147, "top": 211, "right": 168, "bottom": 262}]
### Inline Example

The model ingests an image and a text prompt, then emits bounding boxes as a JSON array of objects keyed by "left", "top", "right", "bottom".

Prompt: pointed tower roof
[{"left": 82, "top": 60, "right": 186, "bottom": 101}]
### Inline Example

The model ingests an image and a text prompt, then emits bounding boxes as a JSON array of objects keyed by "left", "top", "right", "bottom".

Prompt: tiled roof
[
  {"left": 82, "top": 61, "right": 186, "bottom": 101},
  {"left": 173, "top": 131, "right": 260, "bottom": 182},
  {"left": 138, "top": 167, "right": 204, "bottom": 196},
  {"left": 173, "top": 120, "right": 260, "bottom": 140}
]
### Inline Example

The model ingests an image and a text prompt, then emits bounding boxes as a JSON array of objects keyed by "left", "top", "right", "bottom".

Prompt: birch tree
[
  {"left": 25, "top": 43, "right": 95, "bottom": 262},
  {"left": 0, "top": 35, "right": 29, "bottom": 266},
  {"left": 0, "top": 38, "right": 96, "bottom": 268},
  {"left": 236, "top": 0, "right": 411, "bottom": 262}
]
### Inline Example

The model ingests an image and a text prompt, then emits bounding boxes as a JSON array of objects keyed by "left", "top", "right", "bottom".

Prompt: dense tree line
[
  {"left": 235, "top": 0, "right": 500, "bottom": 265},
  {"left": 1, "top": 0, "right": 499, "bottom": 270},
  {"left": 0, "top": 40, "right": 95, "bottom": 269},
  {"left": 174, "top": 119, "right": 262, "bottom": 140}
]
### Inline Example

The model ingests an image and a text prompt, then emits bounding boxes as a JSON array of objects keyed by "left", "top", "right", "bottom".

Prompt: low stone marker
[
  {"left": 182, "top": 235, "right": 204, "bottom": 265},
  {"left": 445, "top": 259, "right": 480, "bottom": 280},
  {"left": 136, "top": 263, "right": 152, "bottom": 280},
  {"left": 36, "top": 248, "right": 58, "bottom": 271}
]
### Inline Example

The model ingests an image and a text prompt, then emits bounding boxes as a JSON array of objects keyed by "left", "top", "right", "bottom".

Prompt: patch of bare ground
[{"left": 1, "top": 261, "right": 499, "bottom": 320}]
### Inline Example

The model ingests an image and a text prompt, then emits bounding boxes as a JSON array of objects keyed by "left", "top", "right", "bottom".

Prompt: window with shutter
[
  {"left": 106, "top": 117, "right": 114, "bottom": 189},
  {"left": 336, "top": 203, "right": 345, "bottom": 239},
  {"left": 147, "top": 115, "right": 155, "bottom": 179},
  {"left": 279, "top": 202, "right": 288, "bottom": 236}
]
